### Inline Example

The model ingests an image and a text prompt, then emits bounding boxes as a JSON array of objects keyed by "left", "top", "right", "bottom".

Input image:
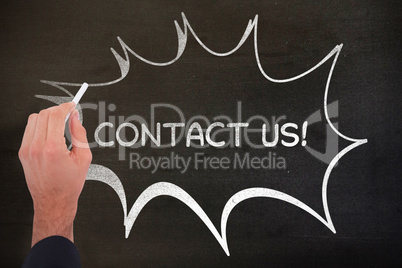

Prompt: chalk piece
[{"left": 65, "top": 83, "right": 88, "bottom": 123}]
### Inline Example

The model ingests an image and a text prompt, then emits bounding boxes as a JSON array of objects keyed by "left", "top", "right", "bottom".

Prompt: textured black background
[{"left": 0, "top": 0, "right": 401, "bottom": 267}]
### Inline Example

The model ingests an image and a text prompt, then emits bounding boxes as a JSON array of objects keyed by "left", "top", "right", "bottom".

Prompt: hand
[{"left": 18, "top": 102, "right": 92, "bottom": 247}]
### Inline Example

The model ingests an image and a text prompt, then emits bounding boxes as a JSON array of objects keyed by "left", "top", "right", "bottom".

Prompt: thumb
[{"left": 69, "top": 110, "right": 92, "bottom": 163}]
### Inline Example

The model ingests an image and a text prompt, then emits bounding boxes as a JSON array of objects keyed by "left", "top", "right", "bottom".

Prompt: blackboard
[{"left": 1, "top": 0, "right": 401, "bottom": 267}]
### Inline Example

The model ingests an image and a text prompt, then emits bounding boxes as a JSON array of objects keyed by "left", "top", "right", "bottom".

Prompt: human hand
[{"left": 18, "top": 102, "right": 92, "bottom": 247}]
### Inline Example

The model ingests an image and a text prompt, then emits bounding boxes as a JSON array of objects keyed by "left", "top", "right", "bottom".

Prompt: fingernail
[{"left": 74, "top": 110, "right": 80, "bottom": 122}]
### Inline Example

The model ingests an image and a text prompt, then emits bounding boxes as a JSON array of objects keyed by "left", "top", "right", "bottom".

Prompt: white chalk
[{"left": 65, "top": 82, "right": 88, "bottom": 123}]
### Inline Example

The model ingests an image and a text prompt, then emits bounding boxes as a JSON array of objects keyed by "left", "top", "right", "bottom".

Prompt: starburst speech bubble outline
[{"left": 36, "top": 13, "right": 368, "bottom": 256}]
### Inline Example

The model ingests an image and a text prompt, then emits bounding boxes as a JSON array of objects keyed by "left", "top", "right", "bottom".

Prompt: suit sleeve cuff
[{"left": 22, "top": 236, "right": 81, "bottom": 268}]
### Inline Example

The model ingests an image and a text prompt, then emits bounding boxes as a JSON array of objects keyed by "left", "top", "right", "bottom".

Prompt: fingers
[
  {"left": 47, "top": 102, "right": 76, "bottom": 143},
  {"left": 20, "top": 102, "right": 76, "bottom": 159},
  {"left": 69, "top": 110, "right": 92, "bottom": 164},
  {"left": 31, "top": 109, "right": 50, "bottom": 149},
  {"left": 19, "top": 102, "right": 91, "bottom": 166},
  {"left": 19, "top": 113, "right": 38, "bottom": 160}
]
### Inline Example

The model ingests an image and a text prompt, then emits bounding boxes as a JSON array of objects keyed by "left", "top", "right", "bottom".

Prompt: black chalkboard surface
[{"left": 1, "top": 0, "right": 401, "bottom": 267}]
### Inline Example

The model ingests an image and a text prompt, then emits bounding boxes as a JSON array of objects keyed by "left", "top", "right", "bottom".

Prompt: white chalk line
[{"left": 39, "top": 12, "right": 343, "bottom": 87}]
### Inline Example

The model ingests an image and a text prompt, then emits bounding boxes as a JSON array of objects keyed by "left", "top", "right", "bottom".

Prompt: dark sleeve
[{"left": 22, "top": 236, "right": 81, "bottom": 268}]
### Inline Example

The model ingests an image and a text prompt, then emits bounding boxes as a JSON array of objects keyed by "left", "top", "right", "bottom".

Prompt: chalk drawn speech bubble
[{"left": 36, "top": 13, "right": 367, "bottom": 256}]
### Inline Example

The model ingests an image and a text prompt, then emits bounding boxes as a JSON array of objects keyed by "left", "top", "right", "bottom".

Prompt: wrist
[
  {"left": 33, "top": 196, "right": 78, "bottom": 220},
  {"left": 31, "top": 204, "right": 77, "bottom": 247}
]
